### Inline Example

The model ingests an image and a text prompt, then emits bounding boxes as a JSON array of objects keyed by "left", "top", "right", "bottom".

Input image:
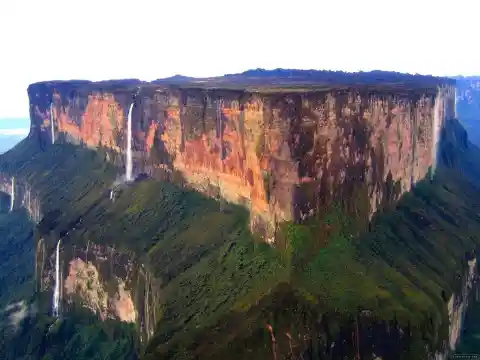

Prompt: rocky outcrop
[
  {"left": 432, "top": 257, "right": 478, "bottom": 360},
  {"left": 447, "top": 257, "right": 477, "bottom": 352},
  {"left": 35, "top": 239, "right": 159, "bottom": 340},
  {"left": 27, "top": 76, "right": 456, "bottom": 238},
  {"left": 0, "top": 173, "right": 42, "bottom": 222},
  {"left": 0, "top": 164, "right": 156, "bottom": 339}
]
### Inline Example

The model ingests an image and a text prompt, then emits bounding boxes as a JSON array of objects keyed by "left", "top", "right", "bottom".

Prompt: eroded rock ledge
[{"left": 35, "top": 239, "right": 159, "bottom": 341}]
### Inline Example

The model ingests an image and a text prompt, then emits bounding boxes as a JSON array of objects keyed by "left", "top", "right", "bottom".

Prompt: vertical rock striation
[
  {"left": 35, "top": 240, "right": 159, "bottom": 340},
  {"left": 27, "top": 79, "right": 456, "bottom": 239},
  {"left": 0, "top": 173, "right": 42, "bottom": 222}
]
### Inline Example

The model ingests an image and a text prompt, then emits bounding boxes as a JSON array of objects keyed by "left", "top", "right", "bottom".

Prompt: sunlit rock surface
[
  {"left": 28, "top": 79, "right": 456, "bottom": 238},
  {"left": 36, "top": 240, "right": 157, "bottom": 337}
]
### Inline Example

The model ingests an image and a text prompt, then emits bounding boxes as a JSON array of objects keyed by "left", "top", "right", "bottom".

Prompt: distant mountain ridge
[
  {"left": 0, "top": 118, "right": 29, "bottom": 130},
  {"left": 455, "top": 77, "right": 480, "bottom": 146}
]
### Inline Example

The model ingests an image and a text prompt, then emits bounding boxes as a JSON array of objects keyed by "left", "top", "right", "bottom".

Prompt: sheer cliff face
[
  {"left": 446, "top": 258, "right": 477, "bottom": 353},
  {"left": 28, "top": 83, "right": 456, "bottom": 236},
  {"left": 0, "top": 173, "right": 153, "bottom": 335},
  {"left": 0, "top": 174, "right": 42, "bottom": 222},
  {"left": 35, "top": 238, "right": 159, "bottom": 340}
]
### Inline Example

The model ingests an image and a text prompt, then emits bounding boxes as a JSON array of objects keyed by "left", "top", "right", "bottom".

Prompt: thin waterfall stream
[{"left": 52, "top": 239, "right": 61, "bottom": 317}]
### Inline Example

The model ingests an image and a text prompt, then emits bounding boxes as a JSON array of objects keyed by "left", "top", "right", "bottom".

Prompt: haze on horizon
[{"left": 0, "top": 0, "right": 478, "bottom": 119}]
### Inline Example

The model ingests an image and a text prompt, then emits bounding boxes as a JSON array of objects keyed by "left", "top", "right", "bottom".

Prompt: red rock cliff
[{"left": 27, "top": 76, "right": 456, "bottom": 238}]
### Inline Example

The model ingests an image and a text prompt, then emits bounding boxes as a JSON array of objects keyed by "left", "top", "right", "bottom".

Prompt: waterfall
[
  {"left": 454, "top": 88, "right": 458, "bottom": 119},
  {"left": 126, "top": 103, "right": 134, "bottom": 182},
  {"left": 52, "top": 239, "right": 61, "bottom": 317},
  {"left": 431, "top": 91, "right": 442, "bottom": 180},
  {"left": 50, "top": 102, "right": 55, "bottom": 145},
  {"left": 9, "top": 177, "right": 15, "bottom": 212}
]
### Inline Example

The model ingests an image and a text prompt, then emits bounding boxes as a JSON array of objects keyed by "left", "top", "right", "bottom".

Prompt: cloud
[
  {"left": 3, "top": 300, "right": 37, "bottom": 331},
  {"left": 0, "top": 128, "right": 29, "bottom": 136}
]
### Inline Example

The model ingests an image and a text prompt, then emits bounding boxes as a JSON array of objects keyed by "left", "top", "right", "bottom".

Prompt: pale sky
[{"left": 0, "top": 0, "right": 478, "bottom": 118}]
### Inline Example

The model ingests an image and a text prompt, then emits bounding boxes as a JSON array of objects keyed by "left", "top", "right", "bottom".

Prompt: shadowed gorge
[{"left": 1, "top": 70, "right": 480, "bottom": 360}]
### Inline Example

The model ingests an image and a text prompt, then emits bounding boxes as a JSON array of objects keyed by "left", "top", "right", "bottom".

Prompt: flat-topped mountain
[
  {"left": 27, "top": 70, "right": 455, "bottom": 238},
  {"left": 2, "top": 69, "right": 480, "bottom": 360}
]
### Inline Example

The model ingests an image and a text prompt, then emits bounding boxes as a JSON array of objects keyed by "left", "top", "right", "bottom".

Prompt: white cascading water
[
  {"left": 126, "top": 103, "right": 134, "bottom": 182},
  {"left": 9, "top": 177, "right": 15, "bottom": 212},
  {"left": 454, "top": 88, "right": 458, "bottom": 119},
  {"left": 50, "top": 102, "right": 55, "bottom": 145},
  {"left": 431, "top": 91, "right": 442, "bottom": 180},
  {"left": 52, "top": 239, "right": 61, "bottom": 317}
]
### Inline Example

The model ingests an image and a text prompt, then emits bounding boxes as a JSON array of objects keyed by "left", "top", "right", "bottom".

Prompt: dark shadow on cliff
[
  {"left": 0, "top": 206, "right": 35, "bottom": 308},
  {"left": 144, "top": 119, "right": 480, "bottom": 360},
  {"left": 454, "top": 293, "right": 480, "bottom": 354}
]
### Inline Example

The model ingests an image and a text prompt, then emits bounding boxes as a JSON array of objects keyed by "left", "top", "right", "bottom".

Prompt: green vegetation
[
  {"left": 175, "top": 163, "right": 480, "bottom": 360},
  {"left": 1, "top": 309, "right": 138, "bottom": 360},
  {"left": 141, "top": 119, "right": 480, "bottom": 359},
  {"left": 0, "top": 138, "right": 287, "bottom": 359},
  {"left": 0, "top": 119, "right": 480, "bottom": 359},
  {"left": 0, "top": 203, "right": 35, "bottom": 308},
  {"left": 0, "top": 192, "right": 138, "bottom": 360}
]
